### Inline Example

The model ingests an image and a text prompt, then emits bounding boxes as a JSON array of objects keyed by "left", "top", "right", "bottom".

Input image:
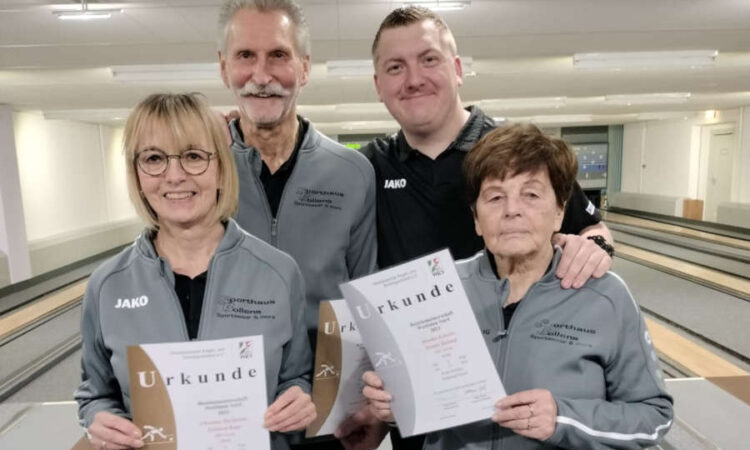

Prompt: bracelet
[{"left": 587, "top": 235, "right": 614, "bottom": 257}]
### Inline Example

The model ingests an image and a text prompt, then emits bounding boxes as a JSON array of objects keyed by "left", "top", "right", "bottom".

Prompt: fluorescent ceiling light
[
  {"left": 574, "top": 50, "right": 717, "bottom": 70},
  {"left": 403, "top": 1, "right": 470, "bottom": 12},
  {"left": 636, "top": 111, "right": 695, "bottom": 121},
  {"left": 531, "top": 115, "right": 593, "bottom": 124},
  {"left": 56, "top": 11, "right": 116, "bottom": 20},
  {"left": 327, "top": 60, "right": 373, "bottom": 78},
  {"left": 480, "top": 97, "right": 566, "bottom": 110},
  {"left": 111, "top": 64, "right": 220, "bottom": 82},
  {"left": 43, "top": 108, "right": 131, "bottom": 123},
  {"left": 53, "top": 1, "right": 121, "bottom": 21},
  {"left": 605, "top": 92, "right": 691, "bottom": 105}
]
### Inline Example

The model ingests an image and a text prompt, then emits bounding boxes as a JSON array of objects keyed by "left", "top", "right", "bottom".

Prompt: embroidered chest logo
[
  {"left": 383, "top": 178, "right": 407, "bottom": 189},
  {"left": 295, "top": 187, "right": 345, "bottom": 210},
  {"left": 530, "top": 319, "right": 597, "bottom": 347},
  {"left": 115, "top": 295, "right": 149, "bottom": 309},
  {"left": 217, "top": 296, "right": 277, "bottom": 320}
]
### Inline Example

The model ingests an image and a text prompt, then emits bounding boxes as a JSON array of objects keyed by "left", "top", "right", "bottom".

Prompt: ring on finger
[{"left": 526, "top": 417, "right": 531, "bottom": 430}]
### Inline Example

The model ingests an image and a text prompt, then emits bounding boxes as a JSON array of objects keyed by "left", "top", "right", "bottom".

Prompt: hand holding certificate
[
  {"left": 340, "top": 250, "right": 506, "bottom": 437},
  {"left": 127, "top": 335, "right": 270, "bottom": 450}
]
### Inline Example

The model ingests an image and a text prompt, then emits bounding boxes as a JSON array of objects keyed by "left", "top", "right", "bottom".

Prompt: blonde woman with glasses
[{"left": 75, "top": 93, "right": 315, "bottom": 450}]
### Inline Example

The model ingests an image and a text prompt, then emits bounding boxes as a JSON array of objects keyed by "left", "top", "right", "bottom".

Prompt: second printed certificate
[{"left": 340, "top": 249, "right": 506, "bottom": 437}]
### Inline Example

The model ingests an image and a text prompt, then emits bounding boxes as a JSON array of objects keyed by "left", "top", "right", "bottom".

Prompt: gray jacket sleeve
[
  {"left": 75, "top": 279, "right": 128, "bottom": 429},
  {"left": 345, "top": 159, "right": 377, "bottom": 278},
  {"left": 545, "top": 280, "right": 673, "bottom": 449},
  {"left": 275, "top": 264, "right": 313, "bottom": 397}
]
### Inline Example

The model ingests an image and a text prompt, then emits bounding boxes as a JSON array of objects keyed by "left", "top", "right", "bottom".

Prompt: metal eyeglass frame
[{"left": 136, "top": 148, "right": 217, "bottom": 176}]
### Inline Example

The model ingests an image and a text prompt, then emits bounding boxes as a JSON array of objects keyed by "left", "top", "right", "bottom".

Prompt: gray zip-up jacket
[
  {"left": 423, "top": 249, "right": 673, "bottom": 450},
  {"left": 230, "top": 119, "right": 377, "bottom": 333},
  {"left": 75, "top": 219, "right": 312, "bottom": 450}
]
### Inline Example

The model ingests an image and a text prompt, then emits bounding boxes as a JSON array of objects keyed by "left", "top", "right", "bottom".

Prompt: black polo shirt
[
  {"left": 361, "top": 106, "right": 601, "bottom": 268},
  {"left": 235, "top": 118, "right": 308, "bottom": 217},
  {"left": 174, "top": 271, "right": 207, "bottom": 340}
]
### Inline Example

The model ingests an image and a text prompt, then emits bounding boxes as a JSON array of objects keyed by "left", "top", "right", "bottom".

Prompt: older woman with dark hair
[
  {"left": 363, "top": 123, "right": 673, "bottom": 449},
  {"left": 75, "top": 93, "right": 315, "bottom": 450}
]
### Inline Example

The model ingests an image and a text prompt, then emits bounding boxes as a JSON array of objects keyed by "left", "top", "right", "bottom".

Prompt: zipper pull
[
  {"left": 271, "top": 218, "right": 278, "bottom": 237},
  {"left": 493, "top": 330, "right": 508, "bottom": 341}
]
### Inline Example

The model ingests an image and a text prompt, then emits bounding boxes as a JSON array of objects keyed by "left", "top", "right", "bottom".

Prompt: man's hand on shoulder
[{"left": 552, "top": 233, "right": 612, "bottom": 289}]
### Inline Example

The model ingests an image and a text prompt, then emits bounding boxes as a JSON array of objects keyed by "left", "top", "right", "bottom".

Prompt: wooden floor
[
  {"left": 603, "top": 210, "right": 750, "bottom": 251},
  {"left": 606, "top": 214, "right": 750, "bottom": 399},
  {"left": 0, "top": 279, "right": 86, "bottom": 341},
  {"left": 615, "top": 243, "right": 750, "bottom": 300},
  {"left": 645, "top": 317, "right": 748, "bottom": 378}
]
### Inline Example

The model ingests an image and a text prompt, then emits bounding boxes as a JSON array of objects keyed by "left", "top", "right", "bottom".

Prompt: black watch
[{"left": 587, "top": 235, "right": 614, "bottom": 257}]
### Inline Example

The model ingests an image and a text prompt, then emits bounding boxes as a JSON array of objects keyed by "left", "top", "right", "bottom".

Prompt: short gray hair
[{"left": 217, "top": 0, "right": 311, "bottom": 57}]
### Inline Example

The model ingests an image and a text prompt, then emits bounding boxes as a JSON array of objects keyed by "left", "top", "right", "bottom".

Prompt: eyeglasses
[{"left": 136, "top": 148, "right": 216, "bottom": 176}]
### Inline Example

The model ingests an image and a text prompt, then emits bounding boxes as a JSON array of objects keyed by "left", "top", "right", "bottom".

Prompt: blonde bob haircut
[{"left": 123, "top": 93, "right": 239, "bottom": 230}]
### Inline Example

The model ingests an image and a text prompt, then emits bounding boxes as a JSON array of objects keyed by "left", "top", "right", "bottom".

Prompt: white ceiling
[{"left": 2, "top": 0, "right": 750, "bottom": 131}]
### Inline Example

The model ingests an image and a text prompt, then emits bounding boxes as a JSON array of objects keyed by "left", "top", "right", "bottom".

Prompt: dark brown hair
[
  {"left": 464, "top": 123, "right": 578, "bottom": 208},
  {"left": 371, "top": 6, "right": 456, "bottom": 60}
]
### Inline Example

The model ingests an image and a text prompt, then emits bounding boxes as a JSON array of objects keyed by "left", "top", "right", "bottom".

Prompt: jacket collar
[
  {"left": 395, "top": 105, "right": 495, "bottom": 162},
  {"left": 476, "top": 246, "right": 563, "bottom": 284},
  {"left": 228, "top": 116, "right": 319, "bottom": 153},
  {"left": 135, "top": 218, "right": 245, "bottom": 262}
]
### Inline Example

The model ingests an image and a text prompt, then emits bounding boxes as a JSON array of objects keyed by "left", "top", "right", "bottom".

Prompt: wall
[
  {"left": 13, "top": 112, "right": 135, "bottom": 242},
  {"left": 100, "top": 126, "right": 135, "bottom": 222},
  {"left": 621, "top": 122, "right": 645, "bottom": 192},
  {"left": 738, "top": 106, "right": 750, "bottom": 204},
  {"left": 0, "top": 105, "right": 31, "bottom": 282},
  {"left": 623, "top": 120, "right": 693, "bottom": 197},
  {"left": 621, "top": 110, "right": 741, "bottom": 200}
]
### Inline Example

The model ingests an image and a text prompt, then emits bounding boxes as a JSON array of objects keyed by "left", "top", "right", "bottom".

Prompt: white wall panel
[
  {"left": 737, "top": 106, "right": 750, "bottom": 203},
  {"left": 100, "top": 126, "right": 136, "bottom": 222},
  {"left": 13, "top": 112, "right": 134, "bottom": 241},
  {"left": 621, "top": 122, "right": 645, "bottom": 193},
  {"left": 640, "top": 120, "right": 693, "bottom": 197}
]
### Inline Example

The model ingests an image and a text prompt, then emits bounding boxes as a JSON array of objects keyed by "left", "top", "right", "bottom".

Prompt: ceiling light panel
[
  {"left": 52, "top": 1, "right": 122, "bottom": 21},
  {"left": 605, "top": 92, "right": 691, "bottom": 105},
  {"left": 573, "top": 50, "right": 718, "bottom": 70},
  {"left": 479, "top": 97, "right": 567, "bottom": 110},
  {"left": 403, "top": 1, "right": 470, "bottom": 12},
  {"left": 110, "top": 64, "right": 220, "bottom": 82}
]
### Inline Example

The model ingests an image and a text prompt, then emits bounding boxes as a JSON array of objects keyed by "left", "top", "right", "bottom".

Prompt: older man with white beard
[{"left": 218, "top": 0, "right": 376, "bottom": 355}]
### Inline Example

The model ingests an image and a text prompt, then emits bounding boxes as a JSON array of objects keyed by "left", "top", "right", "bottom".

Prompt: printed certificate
[
  {"left": 340, "top": 249, "right": 506, "bottom": 437},
  {"left": 127, "top": 335, "right": 270, "bottom": 450},
  {"left": 307, "top": 300, "right": 371, "bottom": 437}
]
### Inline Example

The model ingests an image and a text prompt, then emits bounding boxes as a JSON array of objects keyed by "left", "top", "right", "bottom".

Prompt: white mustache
[{"left": 238, "top": 82, "right": 290, "bottom": 97}]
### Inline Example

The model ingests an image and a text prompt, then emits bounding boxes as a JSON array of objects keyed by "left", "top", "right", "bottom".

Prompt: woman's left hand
[
  {"left": 263, "top": 386, "right": 317, "bottom": 432},
  {"left": 493, "top": 389, "right": 557, "bottom": 441}
]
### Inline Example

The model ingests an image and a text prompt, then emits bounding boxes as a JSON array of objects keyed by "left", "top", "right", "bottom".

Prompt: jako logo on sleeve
[
  {"left": 383, "top": 178, "right": 407, "bottom": 189},
  {"left": 115, "top": 296, "right": 149, "bottom": 309}
]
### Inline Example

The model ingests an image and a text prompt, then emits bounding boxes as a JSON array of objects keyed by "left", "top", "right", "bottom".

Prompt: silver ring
[{"left": 529, "top": 404, "right": 534, "bottom": 417}]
